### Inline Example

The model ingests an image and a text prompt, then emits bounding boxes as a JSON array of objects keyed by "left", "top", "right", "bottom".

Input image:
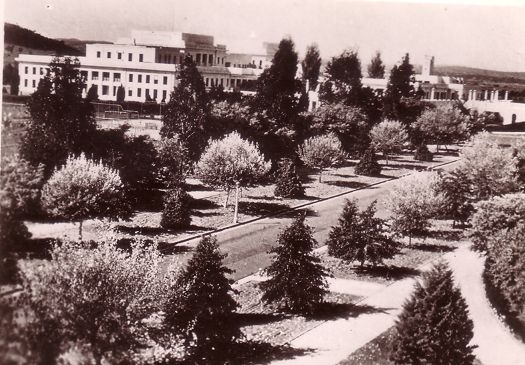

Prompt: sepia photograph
[{"left": 1, "top": 0, "right": 524, "bottom": 364}]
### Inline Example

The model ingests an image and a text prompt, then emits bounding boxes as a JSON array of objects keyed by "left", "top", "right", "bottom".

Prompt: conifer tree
[
  {"left": 367, "top": 51, "right": 385, "bottom": 79},
  {"left": 437, "top": 169, "right": 473, "bottom": 227},
  {"left": 327, "top": 200, "right": 397, "bottom": 266},
  {"left": 164, "top": 235, "right": 240, "bottom": 363},
  {"left": 355, "top": 147, "right": 382, "bottom": 176},
  {"left": 274, "top": 158, "right": 304, "bottom": 198},
  {"left": 413, "top": 143, "right": 434, "bottom": 162},
  {"left": 302, "top": 44, "right": 322, "bottom": 91},
  {"left": 116, "top": 85, "right": 125, "bottom": 103},
  {"left": 391, "top": 263, "right": 476, "bottom": 365},
  {"left": 261, "top": 215, "right": 329, "bottom": 314},
  {"left": 160, "top": 187, "right": 192, "bottom": 229}
]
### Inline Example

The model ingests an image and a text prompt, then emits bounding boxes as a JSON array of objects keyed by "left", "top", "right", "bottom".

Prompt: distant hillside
[
  {"left": 433, "top": 65, "right": 525, "bottom": 85},
  {"left": 4, "top": 23, "right": 80, "bottom": 55},
  {"left": 58, "top": 38, "right": 113, "bottom": 55}
]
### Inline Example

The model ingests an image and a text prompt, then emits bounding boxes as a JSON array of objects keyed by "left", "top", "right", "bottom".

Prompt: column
[
  {"left": 505, "top": 90, "right": 509, "bottom": 100},
  {"left": 468, "top": 90, "right": 473, "bottom": 101},
  {"left": 430, "top": 87, "right": 435, "bottom": 100},
  {"left": 494, "top": 90, "right": 499, "bottom": 101},
  {"left": 484, "top": 90, "right": 489, "bottom": 100}
]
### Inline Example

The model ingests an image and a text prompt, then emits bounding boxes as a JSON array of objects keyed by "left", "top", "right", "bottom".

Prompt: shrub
[
  {"left": 391, "top": 263, "right": 476, "bottom": 365},
  {"left": 485, "top": 224, "right": 525, "bottom": 322},
  {"left": 274, "top": 158, "right": 304, "bottom": 198},
  {"left": 41, "top": 154, "right": 131, "bottom": 241},
  {"left": 298, "top": 134, "right": 346, "bottom": 182},
  {"left": 17, "top": 238, "right": 175, "bottom": 365},
  {"left": 370, "top": 120, "right": 408, "bottom": 164},
  {"left": 386, "top": 172, "right": 445, "bottom": 245},
  {"left": 327, "top": 199, "right": 397, "bottom": 266},
  {"left": 468, "top": 193, "right": 525, "bottom": 252},
  {"left": 160, "top": 187, "right": 192, "bottom": 229},
  {"left": 261, "top": 215, "right": 330, "bottom": 314},
  {"left": 355, "top": 147, "right": 382, "bottom": 176},
  {"left": 164, "top": 235, "right": 239, "bottom": 362},
  {"left": 413, "top": 143, "right": 433, "bottom": 162},
  {"left": 437, "top": 169, "right": 474, "bottom": 227}
]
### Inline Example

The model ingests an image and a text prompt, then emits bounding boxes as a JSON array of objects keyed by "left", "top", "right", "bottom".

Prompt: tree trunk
[
  {"left": 233, "top": 182, "right": 240, "bottom": 224},
  {"left": 436, "top": 144, "right": 440, "bottom": 153},
  {"left": 223, "top": 188, "right": 230, "bottom": 208},
  {"left": 78, "top": 220, "right": 83, "bottom": 242},
  {"left": 318, "top": 168, "right": 323, "bottom": 183},
  {"left": 384, "top": 152, "right": 389, "bottom": 165}
]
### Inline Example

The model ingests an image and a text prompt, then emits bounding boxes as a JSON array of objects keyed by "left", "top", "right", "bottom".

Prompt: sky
[{"left": 3, "top": 0, "right": 525, "bottom": 72}]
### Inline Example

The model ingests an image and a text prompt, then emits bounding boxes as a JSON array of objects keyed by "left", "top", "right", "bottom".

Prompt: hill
[
  {"left": 4, "top": 23, "right": 81, "bottom": 55},
  {"left": 433, "top": 65, "right": 525, "bottom": 86}
]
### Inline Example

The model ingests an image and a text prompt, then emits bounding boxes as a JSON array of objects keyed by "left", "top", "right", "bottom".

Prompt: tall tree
[
  {"left": 161, "top": 55, "right": 209, "bottom": 162},
  {"left": 164, "top": 235, "right": 240, "bottom": 363},
  {"left": 116, "top": 84, "right": 125, "bottom": 103},
  {"left": 20, "top": 57, "right": 97, "bottom": 176},
  {"left": 391, "top": 263, "right": 476, "bottom": 365},
  {"left": 261, "top": 215, "right": 330, "bottom": 314},
  {"left": 302, "top": 43, "right": 322, "bottom": 91},
  {"left": 320, "top": 49, "right": 362, "bottom": 105},
  {"left": 367, "top": 51, "right": 385, "bottom": 79}
]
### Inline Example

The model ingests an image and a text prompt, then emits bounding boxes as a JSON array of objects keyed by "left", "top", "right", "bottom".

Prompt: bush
[
  {"left": 370, "top": 120, "right": 408, "bottom": 164},
  {"left": 298, "top": 134, "right": 346, "bottom": 182},
  {"left": 16, "top": 238, "right": 176, "bottom": 365},
  {"left": 391, "top": 263, "right": 476, "bottom": 365},
  {"left": 484, "top": 224, "right": 525, "bottom": 324},
  {"left": 274, "top": 158, "right": 304, "bottom": 198},
  {"left": 164, "top": 235, "right": 239, "bottom": 362},
  {"left": 261, "top": 215, "right": 330, "bottom": 314},
  {"left": 437, "top": 169, "right": 474, "bottom": 227},
  {"left": 327, "top": 199, "right": 397, "bottom": 266},
  {"left": 160, "top": 187, "right": 193, "bottom": 229},
  {"left": 468, "top": 193, "right": 525, "bottom": 252},
  {"left": 355, "top": 147, "right": 382, "bottom": 176},
  {"left": 413, "top": 143, "right": 433, "bottom": 162}
]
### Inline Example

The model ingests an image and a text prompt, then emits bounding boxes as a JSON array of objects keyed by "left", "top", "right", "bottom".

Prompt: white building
[{"left": 16, "top": 30, "right": 277, "bottom": 103}]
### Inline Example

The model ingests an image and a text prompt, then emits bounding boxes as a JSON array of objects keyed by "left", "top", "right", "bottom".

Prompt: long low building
[{"left": 16, "top": 30, "right": 276, "bottom": 103}]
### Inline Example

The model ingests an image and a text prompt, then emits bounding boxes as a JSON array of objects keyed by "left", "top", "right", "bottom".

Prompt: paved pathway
[{"left": 447, "top": 245, "right": 525, "bottom": 365}]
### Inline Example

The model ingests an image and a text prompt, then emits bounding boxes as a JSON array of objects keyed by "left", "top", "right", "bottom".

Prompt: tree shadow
[
  {"left": 425, "top": 229, "right": 464, "bottom": 242},
  {"left": 276, "top": 207, "right": 319, "bottom": 219},
  {"left": 115, "top": 224, "right": 209, "bottom": 236},
  {"left": 239, "top": 201, "right": 291, "bottom": 216},
  {"left": 14, "top": 238, "right": 57, "bottom": 259},
  {"left": 410, "top": 243, "right": 456, "bottom": 253},
  {"left": 355, "top": 265, "right": 421, "bottom": 281},
  {"left": 132, "top": 189, "right": 164, "bottom": 212},
  {"left": 383, "top": 163, "right": 429, "bottom": 171},
  {"left": 157, "top": 242, "right": 194, "bottom": 255},
  {"left": 191, "top": 198, "right": 221, "bottom": 210},
  {"left": 325, "top": 180, "right": 370, "bottom": 189},
  {"left": 310, "top": 302, "right": 389, "bottom": 321},
  {"left": 235, "top": 312, "right": 290, "bottom": 326},
  {"left": 185, "top": 181, "right": 214, "bottom": 191},
  {"left": 245, "top": 195, "right": 282, "bottom": 201},
  {"left": 331, "top": 173, "right": 358, "bottom": 178},
  {"left": 225, "top": 341, "right": 314, "bottom": 365}
]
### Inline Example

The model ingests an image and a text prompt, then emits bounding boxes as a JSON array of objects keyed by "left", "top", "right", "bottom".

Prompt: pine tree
[
  {"left": 116, "top": 85, "right": 125, "bottom": 103},
  {"left": 86, "top": 84, "right": 99, "bottom": 101},
  {"left": 164, "top": 235, "right": 240, "bottom": 363},
  {"left": 261, "top": 215, "right": 330, "bottom": 314},
  {"left": 274, "top": 158, "right": 304, "bottom": 198},
  {"left": 391, "top": 263, "right": 476, "bottom": 365},
  {"left": 320, "top": 49, "right": 363, "bottom": 105},
  {"left": 327, "top": 200, "right": 397, "bottom": 266},
  {"left": 438, "top": 169, "right": 473, "bottom": 228},
  {"left": 367, "top": 51, "right": 385, "bottom": 79},
  {"left": 355, "top": 147, "right": 382, "bottom": 176},
  {"left": 160, "top": 187, "right": 192, "bottom": 229},
  {"left": 302, "top": 44, "right": 322, "bottom": 91}
]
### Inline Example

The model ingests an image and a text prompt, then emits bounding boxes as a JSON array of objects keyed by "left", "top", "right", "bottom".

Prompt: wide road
[{"left": 180, "top": 160, "right": 459, "bottom": 281}]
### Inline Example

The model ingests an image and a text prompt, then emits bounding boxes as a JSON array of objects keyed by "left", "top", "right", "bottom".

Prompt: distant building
[{"left": 16, "top": 30, "right": 277, "bottom": 102}]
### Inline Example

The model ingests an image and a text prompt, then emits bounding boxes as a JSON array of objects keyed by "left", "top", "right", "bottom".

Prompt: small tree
[
  {"left": 86, "top": 84, "right": 99, "bottom": 100},
  {"left": 391, "top": 263, "right": 476, "bottom": 365},
  {"left": 367, "top": 51, "right": 385, "bottom": 79},
  {"left": 355, "top": 147, "right": 382, "bottom": 176},
  {"left": 327, "top": 199, "right": 397, "bottom": 267},
  {"left": 370, "top": 120, "right": 408, "bottom": 164},
  {"left": 298, "top": 134, "right": 346, "bottom": 182},
  {"left": 157, "top": 136, "right": 191, "bottom": 187},
  {"left": 160, "top": 187, "right": 193, "bottom": 230},
  {"left": 164, "top": 235, "right": 240, "bottom": 362},
  {"left": 413, "top": 143, "right": 433, "bottom": 162},
  {"left": 468, "top": 193, "right": 525, "bottom": 252},
  {"left": 437, "top": 169, "right": 474, "bottom": 228},
  {"left": 116, "top": 84, "right": 125, "bottom": 103},
  {"left": 196, "top": 132, "right": 271, "bottom": 223},
  {"left": 386, "top": 172, "right": 445, "bottom": 245},
  {"left": 274, "top": 158, "right": 304, "bottom": 198},
  {"left": 40, "top": 154, "right": 131, "bottom": 241},
  {"left": 261, "top": 215, "right": 330, "bottom": 314}
]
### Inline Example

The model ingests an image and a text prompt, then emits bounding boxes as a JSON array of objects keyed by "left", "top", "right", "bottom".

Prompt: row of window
[
  {"left": 24, "top": 66, "right": 49, "bottom": 75},
  {"left": 23, "top": 79, "right": 37, "bottom": 88},
  {"left": 89, "top": 84, "right": 168, "bottom": 101},
  {"left": 96, "top": 51, "right": 144, "bottom": 63},
  {"left": 205, "top": 77, "right": 248, "bottom": 88},
  {"left": 81, "top": 70, "right": 169, "bottom": 85},
  {"left": 157, "top": 53, "right": 225, "bottom": 66}
]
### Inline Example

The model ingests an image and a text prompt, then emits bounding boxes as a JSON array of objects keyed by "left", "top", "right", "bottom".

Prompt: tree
[
  {"left": 302, "top": 43, "right": 322, "bottom": 91},
  {"left": 196, "top": 132, "right": 271, "bottom": 223},
  {"left": 274, "top": 158, "right": 305, "bottom": 198},
  {"left": 20, "top": 57, "right": 97, "bottom": 176},
  {"left": 327, "top": 200, "right": 397, "bottom": 267},
  {"left": 367, "top": 51, "right": 385, "bottom": 79},
  {"left": 298, "top": 134, "right": 346, "bottom": 182},
  {"left": 369, "top": 120, "right": 408, "bottom": 164},
  {"left": 160, "top": 187, "right": 193, "bottom": 229},
  {"left": 161, "top": 55, "right": 209, "bottom": 162},
  {"left": 17, "top": 238, "right": 174, "bottom": 365},
  {"left": 116, "top": 84, "right": 125, "bottom": 103},
  {"left": 3, "top": 63, "right": 19, "bottom": 95},
  {"left": 164, "top": 235, "right": 240, "bottom": 363},
  {"left": 413, "top": 104, "right": 470, "bottom": 151},
  {"left": 413, "top": 143, "right": 433, "bottom": 162},
  {"left": 391, "top": 263, "right": 476, "bottom": 365},
  {"left": 157, "top": 136, "right": 191, "bottom": 187},
  {"left": 309, "top": 103, "right": 370, "bottom": 154},
  {"left": 437, "top": 169, "right": 473, "bottom": 227},
  {"left": 86, "top": 84, "right": 99, "bottom": 100},
  {"left": 40, "top": 154, "right": 131, "bottom": 241},
  {"left": 457, "top": 132, "right": 519, "bottom": 200},
  {"left": 261, "top": 215, "right": 330, "bottom": 314},
  {"left": 386, "top": 172, "right": 445, "bottom": 245},
  {"left": 320, "top": 49, "right": 363, "bottom": 106},
  {"left": 468, "top": 193, "right": 525, "bottom": 252},
  {"left": 355, "top": 147, "right": 382, "bottom": 176}
]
